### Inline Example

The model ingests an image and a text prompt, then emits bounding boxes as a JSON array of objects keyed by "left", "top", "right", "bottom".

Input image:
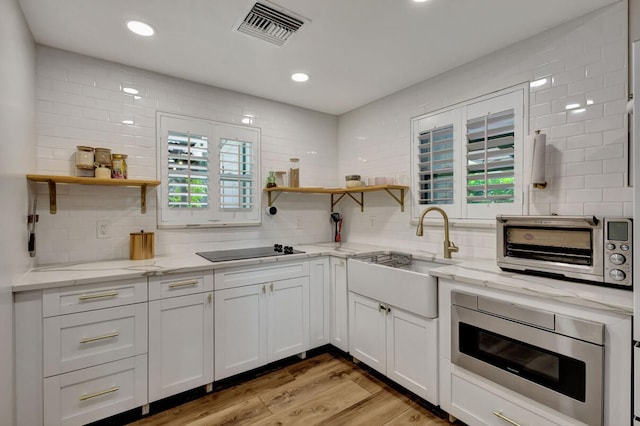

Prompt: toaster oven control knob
[
  {"left": 621, "top": 244, "right": 630, "bottom": 251},
  {"left": 609, "top": 269, "right": 626, "bottom": 281},
  {"left": 610, "top": 253, "right": 626, "bottom": 265},
  {"left": 606, "top": 243, "right": 616, "bottom": 250}
]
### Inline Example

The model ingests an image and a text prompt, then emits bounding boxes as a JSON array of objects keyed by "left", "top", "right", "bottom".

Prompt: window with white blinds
[
  {"left": 465, "top": 109, "right": 515, "bottom": 204},
  {"left": 417, "top": 124, "right": 454, "bottom": 205},
  {"left": 411, "top": 85, "right": 525, "bottom": 221},
  {"left": 157, "top": 112, "right": 261, "bottom": 227}
]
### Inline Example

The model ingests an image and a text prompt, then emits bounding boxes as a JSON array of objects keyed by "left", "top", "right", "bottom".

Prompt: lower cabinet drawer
[
  {"left": 451, "top": 371, "right": 571, "bottom": 426},
  {"left": 43, "top": 279, "right": 147, "bottom": 317},
  {"left": 43, "top": 304, "right": 148, "bottom": 377},
  {"left": 43, "top": 355, "right": 147, "bottom": 426}
]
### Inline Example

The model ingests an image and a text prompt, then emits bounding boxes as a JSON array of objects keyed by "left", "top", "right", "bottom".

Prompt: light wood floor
[{"left": 128, "top": 351, "right": 455, "bottom": 426}]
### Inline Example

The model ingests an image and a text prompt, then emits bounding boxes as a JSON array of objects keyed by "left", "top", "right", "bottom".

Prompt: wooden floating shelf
[
  {"left": 264, "top": 185, "right": 408, "bottom": 212},
  {"left": 27, "top": 174, "right": 161, "bottom": 214}
]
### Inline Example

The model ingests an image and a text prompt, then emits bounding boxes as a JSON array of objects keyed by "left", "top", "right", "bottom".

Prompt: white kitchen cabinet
[
  {"left": 148, "top": 271, "right": 214, "bottom": 402},
  {"left": 43, "top": 303, "right": 148, "bottom": 377},
  {"left": 349, "top": 292, "right": 438, "bottom": 403},
  {"left": 309, "top": 257, "right": 330, "bottom": 348},
  {"left": 330, "top": 257, "right": 349, "bottom": 352},
  {"left": 349, "top": 293, "right": 386, "bottom": 372},
  {"left": 450, "top": 366, "right": 572, "bottom": 426},
  {"left": 148, "top": 292, "right": 214, "bottom": 402},
  {"left": 43, "top": 355, "right": 147, "bottom": 426},
  {"left": 16, "top": 278, "right": 149, "bottom": 426},
  {"left": 214, "top": 273, "right": 309, "bottom": 381}
]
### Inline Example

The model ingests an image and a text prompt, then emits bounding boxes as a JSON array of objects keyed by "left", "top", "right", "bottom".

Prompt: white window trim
[
  {"left": 410, "top": 83, "right": 529, "bottom": 223},
  {"left": 156, "top": 111, "right": 262, "bottom": 229}
]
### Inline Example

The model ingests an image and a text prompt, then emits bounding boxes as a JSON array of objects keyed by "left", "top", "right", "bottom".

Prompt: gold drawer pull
[
  {"left": 78, "top": 290, "right": 119, "bottom": 301},
  {"left": 493, "top": 411, "right": 521, "bottom": 426},
  {"left": 80, "top": 386, "right": 119, "bottom": 401},
  {"left": 168, "top": 280, "right": 199, "bottom": 289},
  {"left": 79, "top": 331, "right": 119, "bottom": 344}
]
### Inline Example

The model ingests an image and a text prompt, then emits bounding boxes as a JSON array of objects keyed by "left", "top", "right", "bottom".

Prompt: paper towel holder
[{"left": 531, "top": 129, "right": 547, "bottom": 189}]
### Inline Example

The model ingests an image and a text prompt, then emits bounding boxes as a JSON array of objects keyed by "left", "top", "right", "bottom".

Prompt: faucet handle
[{"left": 449, "top": 241, "right": 459, "bottom": 253}]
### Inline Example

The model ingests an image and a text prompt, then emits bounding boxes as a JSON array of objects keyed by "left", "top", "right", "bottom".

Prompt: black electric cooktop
[{"left": 196, "top": 244, "right": 305, "bottom": 263}]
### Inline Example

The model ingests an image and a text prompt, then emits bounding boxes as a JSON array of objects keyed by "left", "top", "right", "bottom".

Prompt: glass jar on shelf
[{"left": 289, "top": 158, "right": 300, "bottom": 187}]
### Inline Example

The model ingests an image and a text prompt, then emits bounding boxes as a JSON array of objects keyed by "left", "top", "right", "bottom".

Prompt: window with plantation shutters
[
  {"left": 219, "top": 139, "right": 255, "bottom": 210},
  {"left": 465, "top": 109, "right": 515, "bottom": 204},
  {"left": 417, "top": 124, "right": 454, "bottom": 205},
  {"left": 158, "top": 112, "right": 261, "bottom": 227},
  {"left": 167, "top": 131, "right": 209, "bottom": 209},
  {"left": 411, "top": 85, "right": 526, "bottom": 221}
]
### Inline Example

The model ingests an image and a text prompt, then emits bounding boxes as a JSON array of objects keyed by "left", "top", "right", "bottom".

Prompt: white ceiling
[{"left": 18, "top": 0, "right": 619, "bottom": 115}]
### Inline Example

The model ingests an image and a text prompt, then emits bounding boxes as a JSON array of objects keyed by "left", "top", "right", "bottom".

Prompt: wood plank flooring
[{"left": 128, "top": 351, "right": 455, "bottom": 426}]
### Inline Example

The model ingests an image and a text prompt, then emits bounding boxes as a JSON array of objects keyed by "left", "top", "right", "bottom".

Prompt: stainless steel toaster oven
[{"left": 497, "top": 215, "right": 632, "bottom": 288}]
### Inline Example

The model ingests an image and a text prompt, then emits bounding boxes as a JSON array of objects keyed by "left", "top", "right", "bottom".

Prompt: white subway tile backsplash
[
  {"left": 586, "top": 84, "right": 625, "bottom": 104},
  {"left": 567, "top": 104, "right": 603, "bottom": 123},
  {"left": 584, "top": 114, "right": 624, "bottom": 133},
  {"left": 566, "top": 188, "right": 603, "bottom": 203},
  {"left": 566, "top": 132, "right": 602, "bottom": 150},
  {"left": 567, "top": 76, "right": 603, "bottom": 96},
  {"left": 585, "top": 173, "right": 623, "bottom": 188},
  {"left": 585, "top": 143, "right": 623, "bottom": 161},
  {"left": 548, "top": 122, "right": 584, "bottom": 139},
  {"left": 567, "top": 160, "right": 603, "bottom": 176}
]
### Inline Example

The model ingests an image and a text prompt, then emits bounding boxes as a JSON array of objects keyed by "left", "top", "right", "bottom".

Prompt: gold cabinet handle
[
  {"left": 78, "top": 290, "right": 118, "bottom": 301},
  {"left": 269, "top": 282, "right": 274, "bottom": 292},
  {"left": 208, "top": 294, "right": 212, "bottom": 304},
  {"left": 80, "top": 386, "right": 119, "bottom": 401},
  {"left": 79, "top": 331, "right": 119, "bottom": 344},
  {"left": 168, "top": 280, "right": 199, "bottom": 289},
  {"left": 262, "top": 285, "right": 266, "bottom": 294},
  {"left": 493, "top": 411, "right": 521, "bottom": 426}
]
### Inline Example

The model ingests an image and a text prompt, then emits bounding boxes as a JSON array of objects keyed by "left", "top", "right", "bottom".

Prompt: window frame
[
  {"left": 157, "top": 112, "right": 261, "bottom": 228},
  {"left": 410, "top": 84, "right": 528, "bottom": 222}
]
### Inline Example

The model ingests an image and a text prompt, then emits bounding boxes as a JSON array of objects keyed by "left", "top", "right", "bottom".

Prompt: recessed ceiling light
[
  {"left": 241, "top": 117, "right": 252, "bottom": 124},
  {"left": 122, "top": 87, "right": 139, "bottom": 95},
  {"left": 572, "top": 108, "right": 586, "bottom": 113},
  {"left": 586, "top": 99, "right": 594, "bottom": 105},
  {"left": 126, "top": 20, "right": 155, "bottom": 37},
  {"left": 413, "top": 0, "right": 429, "bottom": 2},
  {"left": 565, "top": 103, "right": 581, "bottom": 110},
  {"left": 122, "top": 119, "right": 134, "bottom": 125},
  {"left": 291, "top": 72, "right": 309, "bottom": 83}
]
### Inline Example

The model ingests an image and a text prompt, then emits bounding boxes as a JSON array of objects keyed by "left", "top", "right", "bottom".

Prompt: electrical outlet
[
  {"left": 296, "top": 216, "right": 302, "bottom": 229},
  {"left": 97, "top": 219, "right": 111, "bottom": 239},
  {"left": 369, "top": 216, "right": 376, "bottom": 228}
]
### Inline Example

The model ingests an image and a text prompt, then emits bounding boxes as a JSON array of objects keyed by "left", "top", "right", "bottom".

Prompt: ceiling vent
[{"left": 237, "top": 2, "right": 305, "bottom": 46}]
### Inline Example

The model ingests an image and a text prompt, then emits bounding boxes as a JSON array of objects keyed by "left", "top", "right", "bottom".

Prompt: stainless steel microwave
[{"left": 497, "top": 215, "right": 632, "bottom": 288}]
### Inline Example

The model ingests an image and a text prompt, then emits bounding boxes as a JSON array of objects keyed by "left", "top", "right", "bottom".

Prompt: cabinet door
[
  {"left": 309, "top": 257, "right": 330, "bottom": 348},
  {"left": 330, "top": 257, "right": 349, "bottom": 352},
  {"left": 215, "top": 284, "right": 267, "bottom": 380},
  {"left": 149, "top": 292, "right": 214, "bottom": 402},
  {"left": 268, "top": 277, "right": 310, "bottom": 362},
  {"left": 348, "top": 292, "right": 386, "bottom": 375},
  {"left": 386, "top": 307, "right": 438, "bottom": 404}
]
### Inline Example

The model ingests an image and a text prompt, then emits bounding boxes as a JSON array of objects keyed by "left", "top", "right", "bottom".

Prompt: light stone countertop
[
  {"left": 13, "top": 241, "right": 633, "bottom": 315},
  {"left": 11, "top": 242, "right": 382, "bottom": 292}
]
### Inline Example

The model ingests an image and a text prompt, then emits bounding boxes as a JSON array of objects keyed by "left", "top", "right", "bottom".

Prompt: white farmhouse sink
[{"left": 347, "top": 253, "right": 442, "bottom": 318}]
